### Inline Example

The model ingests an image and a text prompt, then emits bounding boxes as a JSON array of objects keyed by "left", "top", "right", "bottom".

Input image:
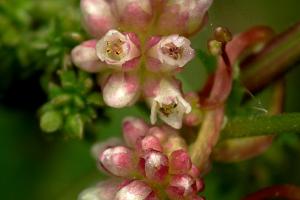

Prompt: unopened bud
[
  {"left": 207, "top": 39, "right": 222, "bottom": 56},
  {"left": 214, "top": 26, "right": 232, "bottom": 43}
]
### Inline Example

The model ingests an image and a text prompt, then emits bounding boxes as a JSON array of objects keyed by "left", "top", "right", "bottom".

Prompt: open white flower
[
  {"left": 147, "top": 35, "right": 195, "bottom": 71},
  {"left": 96, "top": 30, "right": 140, "bottom": 68},
  {"left": 147, "top": 78, "right": 191, "bottom": 129}
]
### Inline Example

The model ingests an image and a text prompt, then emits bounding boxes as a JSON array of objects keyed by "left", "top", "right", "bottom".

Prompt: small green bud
[
  {"left": 207, "top": 39, "right": 223, "bottom": 56},
  {"left": 87, "top": 93, "right": 104, "bottom": 106},
  {"left": 51, "top": 94, "right": 72, "bottom": 106},
  {"left": 40, "top": 111, "right": 63, "bottom": 133},
  {"left": 59, "top": 70, "right": 77, "bottom": 89},
  {"left": 73, "top": 95, "right": 85, "bottom": 109},
  {"left": 65, "top": 114, "right": 84, "bottom": 139}
]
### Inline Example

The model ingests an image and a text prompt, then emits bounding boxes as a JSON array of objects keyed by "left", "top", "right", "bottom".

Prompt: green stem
[
  {"left": 241, "top": 21, "right": 300, "bottom": 93},
  {"left": 221, "top": 113, "right": 300, "bottom": 140}
]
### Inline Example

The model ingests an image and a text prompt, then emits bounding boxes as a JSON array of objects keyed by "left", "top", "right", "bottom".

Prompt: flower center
[
  {"left": 159, "top": 102, "right": 178, "bottom": 116},
  {"left": 106, "top": 39, "right": 125, "bottom": 61},
  {"left": 161, "top": 43, "right": 183, "bottom": 60}
]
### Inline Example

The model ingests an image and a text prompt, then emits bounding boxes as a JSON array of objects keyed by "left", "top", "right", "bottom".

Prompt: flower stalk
[
  {"left": 241, "top": 21, "right": 300, "bottom": 93},
  {"left": 221, "top": 113, "right": 300, "bottom": 140}
]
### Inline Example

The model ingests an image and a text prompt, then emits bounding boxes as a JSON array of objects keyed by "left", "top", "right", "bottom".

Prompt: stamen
[
  {"left": 106, "top": 39, "right": 125, "bottom": 61},
  {"left": 161, "top": 43, "right": 183, "bottom": 60},
  {"left": 159, "top": 102, "right": 178, "bottom": 116}
]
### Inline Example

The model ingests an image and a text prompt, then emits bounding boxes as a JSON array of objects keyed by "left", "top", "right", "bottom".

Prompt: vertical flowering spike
[
  {"left": 122, "top": 117, "right": 149, "bottom": 147},
  {"left": 145, "top": 78, "right": 191, "bottom": 129},
  {"left": 81, "top": 0, "right": 117, "bottom": 38},
  {"left": 78, "top": 179, "right": 121, "bottom": 200},
  {"left": 136, "top": 135, "right": 163, "bottom": 154},
  {"left": 142, "top": 151, "right": 169, "bottom": 182},
  {"left": 71, "top": 40, "right": 107, "bottom": 73},
  {"left": 113, "top": 0, "right": 153, "bottom": 32},
  {"left": 96, "top": 30, "right": 140, "bottom": 69},
  {"left": 147, "top": 35, "right": 194, "bottom": 72},
  {"left": 101, "top": 72, "right": 140, "bottom": 108},
  {"left": 169, "top": 150, "right": 192, "bottom": 174},
  {"left": 115, "top": 180, "right": 156, "bottom": 200},
  {"left": 166, "top": 174, "right": 197, "bottom": 199},
  {"left": 156, "top": 0, "right": 213, "bottom": 36},
  {"left": 99, "top": 146, "right": 135, "bottom": 177}
]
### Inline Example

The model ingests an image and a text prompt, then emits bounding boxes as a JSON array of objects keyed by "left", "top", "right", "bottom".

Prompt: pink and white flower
[
  {"left": 71, "top": 0, "right": 214, "bottom": 128},
  {"left": 79, "top": 117, "right": 205, "bottom": 200}
]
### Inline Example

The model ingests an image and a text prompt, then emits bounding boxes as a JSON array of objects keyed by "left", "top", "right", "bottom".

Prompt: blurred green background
[{"left": 1, "top": 0, "right": 300, "bottom": 199}]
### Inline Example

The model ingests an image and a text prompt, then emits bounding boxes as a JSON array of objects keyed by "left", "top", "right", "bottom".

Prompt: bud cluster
[
  {"left": 79, "top": 117, "right": 205, "bottom": 200},
  {"left": 71, "top": 0, "right": 213, "bottom": 129}
]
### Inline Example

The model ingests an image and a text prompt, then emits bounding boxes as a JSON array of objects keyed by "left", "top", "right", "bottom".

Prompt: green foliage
[{"left": 39, "top": 69, "right": 104, "bottom": 139}]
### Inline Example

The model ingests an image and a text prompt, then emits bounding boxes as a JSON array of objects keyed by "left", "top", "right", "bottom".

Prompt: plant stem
[
  {"left": 221, "top": 113, "right": 300, "bottom": 140},
  {"left": 241, "top": 21, "right": 300, "bottom": 93}
]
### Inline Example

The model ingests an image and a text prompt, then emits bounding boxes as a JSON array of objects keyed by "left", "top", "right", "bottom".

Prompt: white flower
[
  {"left": 147, "top": 78, "right": 191, "bottom": 129},
  {"left": 147, "top": 35, "right": 194, "bottom": 71},
  {"left": 96, "top": 30, "right": 140, "bottom": 68}
]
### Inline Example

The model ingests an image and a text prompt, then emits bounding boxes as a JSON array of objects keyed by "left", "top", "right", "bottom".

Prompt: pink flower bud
[
  {"left": 71, "top": 40, "right": 107, "bottom": 73},
  {"left": 99, "top": 146, "right": 134, "bottom": 177},
  {"left": 166, "top": 174, "right": 197, "bottom": 199},
  {"left": 136, "top": 135, "right": 163, "bottom": 154},
  {"left": 146, "top": 78, "right": 191, "bottom": 129},
  {"left": 96, "top": 30, "right": 140, "bottom": 68},
  {"left": 147, "top": 35, "right": 194, "bottom": 72},
  {"left": 91, "top": 137, "right": 123, "bottom": 160},
  {"left": 81, "top": 0, "right": 117, "bottom": 38},
  {"left": 115, "top": 180, "right": 156, "bottom": 200},
  {"left": 101, "top": 72, "right": 140, "bottom": 108},
  {"left": 140, "top": 151, "right": 169, "bottom": 182},
  {"left": 78, "top": 179, "right": 120, "bottom": 200},
  {"left": 122, "top": 117, "right": 149, "bottom": 147},
  {"left": 113, "top": 0, "right": 153, "bottom": 32},
  {"left": 156, "top": 0, "right": 213, "bottom": 36},
  {"left": 169, "top": 150, "right": 192, "bottom": 174}
]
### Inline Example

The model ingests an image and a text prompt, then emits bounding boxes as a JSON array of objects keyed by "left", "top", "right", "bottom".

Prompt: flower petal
[
  {"left": 78, "top": 179, "right": 120, "bottom": 200},
  {"left": 81, "top": 0, "right": 117, "bottom": 38},
  {"left": 102, "top": 72, "right": 140, "bottom": 108},
  {"left": 113, "top": 0, "right": 153, "bottom": 32},
  {"left": 71, "top": 40, "right": 107, "bottom": 73},
  {"left": 96, "top": 30, "right": 141, "bottom": 68}
]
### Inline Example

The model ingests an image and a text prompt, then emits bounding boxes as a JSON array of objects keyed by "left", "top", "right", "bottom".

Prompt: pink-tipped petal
[
  {"left": 167, "top": 174, "right": 197, "bottom": 199},
  {"left": 169, "top": 149, "right": 192, "bottom": 174},
  {"left": 136, "top": 135, "right": 163, "bottom": 154},
  {"left": 91, "top": 137, "right": 123, "bottom": 160},
  {"left": 115, "top": 180, "right": 154, "bottom": 200},
  {"left": 102, "top": 72, "right": 140, "bottom": 108},
  {"left": 99, "top": 146, "right": 135, "bottom": 177},
  {"left": 122, "top": 117, "right": 149, "bottom": 147},
  {"left": 71, "top": 40, "right": 107, "bottom": 73},
  {"left": 81, "top": 0, "right": 117, "bottom": 38},
  {"left": 156, "top": 0, "right": 213, "bottom": 36},
  {"left": 142, "top": 151, "right": 169, "bottom": 182},
  {"left": 78, "top": 179, "right": 120, "bottom": 200},
  {"left": 113, "top": 0, "right": 153, "bottom": 32}
]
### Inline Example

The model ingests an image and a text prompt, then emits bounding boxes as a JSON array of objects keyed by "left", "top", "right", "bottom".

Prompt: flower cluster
[
  {"left": 71, "top": 0, "right": 213, "bottom": 129},
  {"left": 79, "top": 117, "right": 205, "bottom": 200}
]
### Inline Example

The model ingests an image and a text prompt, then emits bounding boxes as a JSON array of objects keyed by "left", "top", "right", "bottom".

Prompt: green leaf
[
  {"left": 64, "top": 114, "right": 84, "bottom": 139},
  {"left": 40, "top": 110, "right": 63, "bottom": 133}
]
